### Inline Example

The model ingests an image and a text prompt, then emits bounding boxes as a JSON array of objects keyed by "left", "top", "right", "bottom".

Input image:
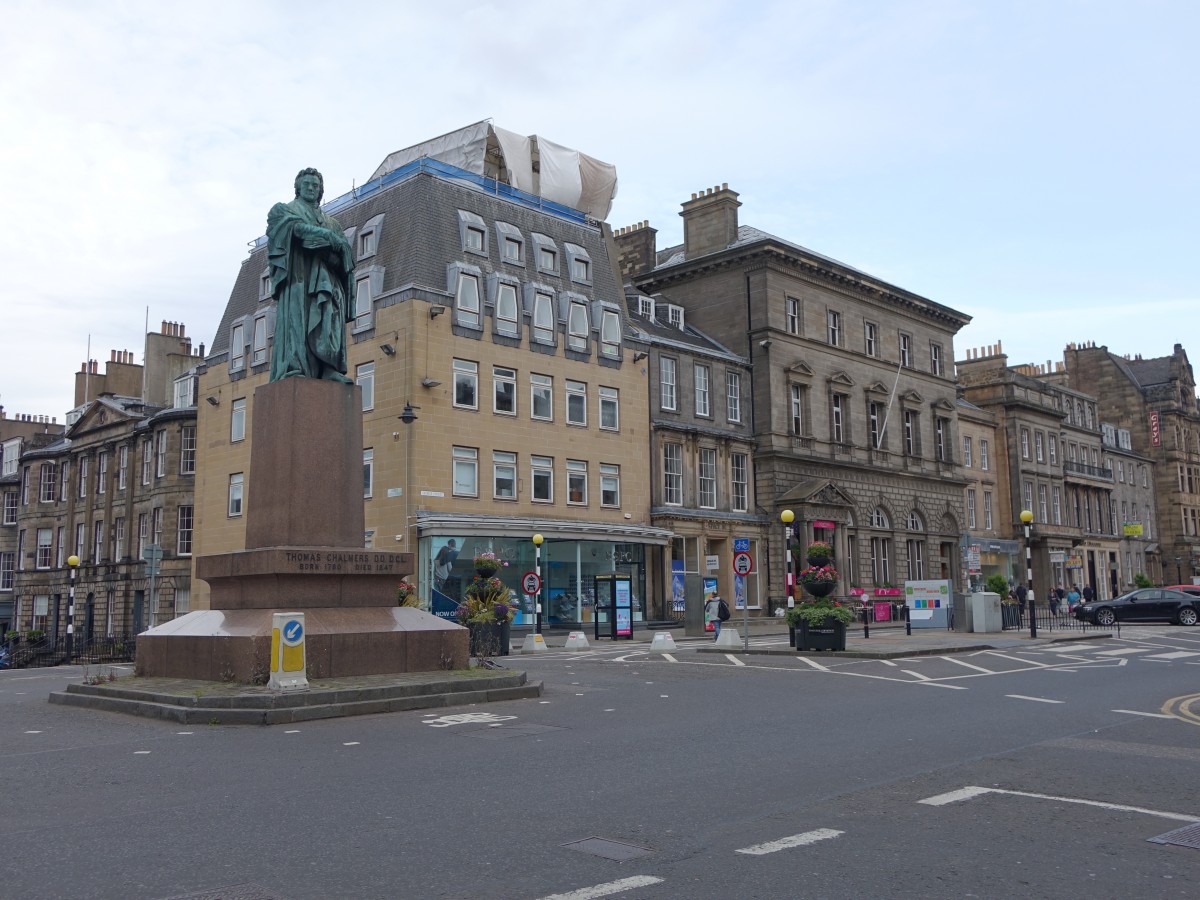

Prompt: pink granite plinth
[
  {"left": 136, "top": 608, "right": 469, "bottom": 682},
  {"left": 245, "top": 378, "right": 364, "bottom": 550},
  {"left": 197, "top": 548, "right": 414, "bottom": 610}
]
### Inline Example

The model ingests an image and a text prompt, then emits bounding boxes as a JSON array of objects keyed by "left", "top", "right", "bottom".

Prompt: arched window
[
  {"left": 907, "top": 511, "right": 924, "bottom": 531},
  {"left": 871, "top": 507, "right": 890, "bottom": 529}
]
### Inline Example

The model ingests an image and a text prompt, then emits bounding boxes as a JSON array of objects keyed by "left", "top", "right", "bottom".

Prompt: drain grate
[
  {"left": 163, "top": 884, "right": 285, "bottom": 900},
  {"left": 562, "top": 837, "right": 656, "bottom": 861},
  {"left": 1148, "top": 822, "right": 1200, "bottom": 850}
]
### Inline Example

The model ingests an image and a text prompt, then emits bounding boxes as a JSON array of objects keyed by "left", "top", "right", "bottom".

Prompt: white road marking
[
  {"left": 24, "top": 730, "right": 42, "bottom": 734},
  {"left": 425, "top": 712, "right": 518, "bottom": 728},
  {"left": 134, "top": 751, "right": 150, "bottom": 755},
  {"left": 1147, "top": 651, "right": 1200, "bottom": 660},
  {"left": 1112, "top": 709, "right": 1177, "bottom": 719},
  {"left": 916, "top": 682, "right": 969, "bottom": 689},
  {"left": 918, "top": 785, "right": 1200, "bottom": 823},
  {"left": 725, "top": 654, "right": 746, "bottom": 667},
  {"left": 735, "top": 828, "right": 844, "bottom": 855},
  {"left": 537, "top": 875, "right": 665, "bottom": 900},
  {"left": 176, "top": 731, "right": 193, "bottom": 735},
  {"left": 285, "top": 730, "right": 300, "bottom": 733},
  {"left": 985, "top": 652, "right": 1051, "bottom": 668},
  {"left": 1006, "top": 694, "right": 1064, "bottom": 704},
  {"left": 901, "top": 670, "right": 932, "bottom": 681},
  {"left": 343, "top": 742, "right": 360, "bottom": 746},
  {"left": 661, "top": 654, "right": 677, "bottom": 663},
  {"left": 611, "top": 652, "right": 647, "bottom": 662},
  {"left": 796, "top": 657, "right": 830, "bottom": 671},
  {"left": 879, "top": 660, "right": 898, "bottom": 667},
  {"left": 1096, "top": 648, "right": 1151, "bottom": 656},
  {"left": 942, "top": 658, "right": 996, "bottom": 674}
]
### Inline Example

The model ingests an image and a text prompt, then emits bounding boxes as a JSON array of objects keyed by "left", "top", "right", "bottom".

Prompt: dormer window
[
  {"left": 600, "top": 309, "right": 621, "bottom": 358},
  {"left": 259, "top": 269, "right": 271, "bottom": 302},
  {"left": 567, "top": 301, "right": 589, "bottom": 352},
  {"left": 638, "top": 296, "right": 654, "bottom": 318},
  {"left": 565, "top": 243, "right": 592, "bottom": 284},
  {"left": 495, "top": 221, "right": 523, "bottom": 265},
  {"left": 356, "top": 213, "right": 384, "bottom": 261},
  {"left": 457, "top": 210, "right": 488, "bottom": 258},
  {"left": 230, "top": 322, "right": 245, "bottom": 372},
  {"left": 667, "top": 305, "right": 684, "bottom": 329},
  {"left": 532, "top": 233, "right": 558, "bottom": 275},
  {"left": 359, "top": 230, "right": 376, "bottom": 257}
]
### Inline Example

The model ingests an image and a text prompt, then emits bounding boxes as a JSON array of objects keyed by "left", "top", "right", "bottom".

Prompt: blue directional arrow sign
[{"left": 282, "top": 619, "right": 304, "bottom": 646}]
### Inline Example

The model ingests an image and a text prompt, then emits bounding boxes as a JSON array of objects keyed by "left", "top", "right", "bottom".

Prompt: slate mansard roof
[{"left": 210, "top": 160, "right": 620, "bottom": 361}]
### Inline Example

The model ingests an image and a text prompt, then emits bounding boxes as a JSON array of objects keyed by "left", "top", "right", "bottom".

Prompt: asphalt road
[{"left": 3, "top": 625, "right": 1199, "bottom": 900}]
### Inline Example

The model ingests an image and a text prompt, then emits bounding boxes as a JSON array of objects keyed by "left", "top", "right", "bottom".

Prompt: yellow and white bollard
[
  {"left": 269, "top": 612, "right": 309, "bottom": 693},
  {"left": 521, "top": 633, "right": 548, "bottom": 654}
]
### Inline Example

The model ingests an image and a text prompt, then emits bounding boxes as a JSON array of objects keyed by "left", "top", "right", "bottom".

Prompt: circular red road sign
[
  {"left": 732, "top": 551, "right": 753, "bottom": 576},
  {"left": 521, "top": 571, "right": 542, "bottom": 595}
]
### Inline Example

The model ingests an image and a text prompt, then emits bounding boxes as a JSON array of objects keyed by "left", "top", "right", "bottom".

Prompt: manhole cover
[
  {"left": 1148, "top": 822, "right": 1200, "bottom": 850},
  {"left": 163, "top": 884, "right": 285, "bottom": 900},
  {"left": 562, "top": 837, "right": 656, "bottom": 861}
]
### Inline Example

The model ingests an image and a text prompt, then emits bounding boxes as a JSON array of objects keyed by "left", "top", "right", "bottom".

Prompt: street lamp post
[
  {"left": 532, "top": 533, "right": 544, "bottom": 635},
  {"left": 1177, "top": 557, "right": 1183, "bottom": 585},
  {"left": 1020, "top": 510, "right": 1036, "bottom": 638},
  {"left": 65, "top": 555, "right": 80, "bottom": 662},
  {"left": 781, "top": 510, "right": 795, "bottom": 609}
]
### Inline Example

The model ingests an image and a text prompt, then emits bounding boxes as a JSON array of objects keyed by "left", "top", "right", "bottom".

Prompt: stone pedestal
[{"left": 139, "top": 378, "right": 467, "bottom": 682}]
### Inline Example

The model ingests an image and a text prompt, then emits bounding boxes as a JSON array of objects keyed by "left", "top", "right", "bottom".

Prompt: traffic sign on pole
[
  {"left": 732, "top": 551, "right": 753, "bottom": 577},
  {"left": 521, "top": 571, "right": 542, "bottom": 596}
]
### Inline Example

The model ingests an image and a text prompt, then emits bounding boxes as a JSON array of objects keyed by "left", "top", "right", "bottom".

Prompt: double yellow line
[{"left": 1162, "top": 693, "right": 1200, "bottom": 725}]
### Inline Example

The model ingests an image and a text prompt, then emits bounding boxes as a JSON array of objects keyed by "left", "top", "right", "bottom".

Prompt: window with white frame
[
  {"left": 567, "top": 459, "right": 587, "bottom": 505},
  {"left": 599, "top": 386, "right": 619, "bottom": 431},
  {"left": 356, "top": 362, "right": 374, "bottom": 411},
  {"left": 980, "top": 439, "right": 990, "bottom": 471},
  {"left": 785, "top": 297, "right": 800, "bottom": 335},
  {"left": 79, "top": 456, "right": 89, "bottom": 498},
  {"left": 495, "top": 282, "right": 520, "bottom": 337},
  {"left": 567, "top": 301, "right": 589, "bottom": 352},
  {"left": 869, "top": 401, "right": 884, "bottom": 449},
  {"left": 228, "top": 473, "right": 244, "bottom": 517},
  {"left": 251, "top": 315, "right": 268, "bottom": 366},
  {"left": 363, "top": 448, "right": 373, "bottom": 499},
  {"left": 930, "top": 343, "right": 943, "bottom": 376},
  {"left": 600, "top": 309, "right": 621, "bottom": 358},
  {"left": 493, "top": 366, "right": 516, "bottom": 416},
  {"left": 871, "top": 507, "right": 890, "bottom": 529},
  {"left": 36, "top": 528, "right": 52, "bottom": 569},
  {"left": 731, "top": 452, "right": 748, "bottom": 512},
  {"left": 177, "top": 506, "right": 193, "bottom": 556},
  {"left": 152, "top": 506, "right": 163, "bottom": 547},
  {"left": 39, "top": 464, "right": 57, "bottom": 503},
  {"left": 531, "top": 374, "right": 553, "bottom": 420},
  {"left": 1035, "top": 431, "right": 1045, "bottom": 463},
  {"left": 1048, "top": 437, "right": 1057, "bottom": 465},
  {"left": 72, "top": 521, "right": 84, "bottom": 559},
  {"left": 156, "top": 430, "right": 167, "bottom": 477},
  {"left": 726, "top": 371, "right": 741, "bottom": 422},
  {"left": 663, "top": 443, "right": 683, "bottom": 505},
  {"left": 1023, "top": 481, "right": 1034, "bottom": 516},
  {"left": 565, "top": 243, "right": 591, "bottom": 283},
  {"left": 962, "top": 436, "right": 972, "bottom": 467},
  {"left": 865, "top": 322, "right": 878, "bottom": 357},
  {"left": 493, "top": 451, "right": 517, "bottom": 500},
  {"left": 1038, "top": 483, "right": 1049, "bottom": 521},
  {"left": 660, "top": 357, "right": 677, "bottom": 410},
  {"left": 97, "top": 451, "right": 108, "bottom": 495},
  {"left": 899, "top": 333, "right": 911, "bottom": 368},
  {"left": 118, "top": 446, "right": 128, "bottom": 490},
  {"left": 32, "top": 595, "right": 49, "bottom": 631},
  {"left": 566, "top": 380, "right": 587, "bottom": 426},
  {"left": 174, "top": 374, "right": 196, "bottom": 409},
  {"left": 532, "top": 233, "right": 557, "bottom": 274},
  {"left": 496, "top": 221, "right": 523, "bottom": 265},
  {"left": 358, "top": 228, "right": 376, "bottom": 259},
  {"left": 697, "top": 448, "right": 717, "bottom": 508},
  {"left": 832, "top": 394, "right": 846, "bottom": 443},
  {"left": 231, "top": 398, "right": 246, "bottom": 443},
  {"left": 827, "top": 309, "right": 841, "bottom": 346},
  {"left": 532, "top": 291, "right": 554, "bottom": 344},
  {"left": 230, "top": 322, "right": 245, "bottom": 371},
  {"left": 3, "top": 491, "right": 16, "bottom": 525},
  {"left": 137, "top": 514, "right": 147, "bottom": 559},
  {"left": 452, "top": 447, "right": 478, "bottom": 497},
  {"left": 113, "top": 517, "right": 124, "bottom": 561},
  {"left": 1052, "top": 487, "right": 1062, "bottom": 525},
  {"left": 967, "top": 490, "right": 977, "bottom": 529},
  {"left": 1020, "top": 427, "right": 1030, "bottom": 459},
  {"left": 791, "top": 384, "right": 806, "bottom": 436},
  {"left": 903, "top": 410, "right": 919, "bottom": 456},
  {"left": 935, "top": 417, "right": 948, "bottom": 462},
  {"left": 871, "top": 537, "right": 891, "bottom": 584},
  {"left": 906, "top": 538, "right": 925, "bottom": 580},
  {"left": 179, "top": 427, "right": 196, "bottom": 476},
  {"left": 446, "top": 271, "right": 482, "bottom": 332},
  {"left": 984, "top": 491, "right": 993, "bottom": 529},
  {"left": 453, "top": 359, "right": 478, "bottom": 410},
  {"left": 695, "top": 364, "right": 711, "bottom": 417},
  {"left": 600, "top": 463, "right": 620, "bottom": 507},
  {"left": 0, "top": 551, "right": 13, "bottom": 591},
  {"left": 457, "top": 209, "right": 487, "bottom": 255},
  {"left": 531, "top": 456, "right": 553, "bottom": 502}
]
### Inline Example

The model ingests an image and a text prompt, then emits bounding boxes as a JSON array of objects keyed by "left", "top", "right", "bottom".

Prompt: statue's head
[{"left": 294, "top": 167, "right": 324, "bottom": 204}]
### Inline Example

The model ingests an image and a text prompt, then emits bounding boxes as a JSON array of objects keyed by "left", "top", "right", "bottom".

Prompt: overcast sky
[{"left": 2, "top": 0, "right": 1196, "bottom": 418}]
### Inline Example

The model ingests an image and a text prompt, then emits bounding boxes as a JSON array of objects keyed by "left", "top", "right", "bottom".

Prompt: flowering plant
[
  {"left": 805, "top": 541, "right": 833, "bottom": 560},
  {"left": 473, "top": 550, "right": 508, "bottom": 569},
  {"left": 798, "top": 564, "right": 838, "bottom": 585},
  {"left": 454, "top": 574, "right": 516, "bottom": 624},
  {"left": 786, "top": 598, "right": 854, "bottom": 627},
  {"left": 396, "top": 579, "right": 419, "bottom": 607}
]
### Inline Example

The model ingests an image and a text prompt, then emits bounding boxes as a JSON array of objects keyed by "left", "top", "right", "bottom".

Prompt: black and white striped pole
[
  {"left": 1020, "top": 509, "right": 1036, "bottom": 638},
  {"left": 781, "top": 509, "right": 795, "bottom": 609},
  {"left": 65, "top": 554, "right": 80, "bottom": 661}
]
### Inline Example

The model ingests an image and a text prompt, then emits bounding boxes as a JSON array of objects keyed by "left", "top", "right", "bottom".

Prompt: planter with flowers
[
  {"left": 396, "top": 579, "right": 419, "bottom": 608},
  {"left": 798, "top": 562, "right": 839, "bottom": 599},
  {"left": 804, "top": 540, "right": 834, "bottom": 567},
  {"left": 786, "top": 598, "right": 853, "bottom": 651},
  {"left": 455, "top": 553, "right": 514, "bottom": 656}
]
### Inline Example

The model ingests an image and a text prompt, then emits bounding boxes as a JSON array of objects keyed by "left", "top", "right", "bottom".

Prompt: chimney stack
[{"left": 680, "top": 183, "right": 740, "bottom": 260}]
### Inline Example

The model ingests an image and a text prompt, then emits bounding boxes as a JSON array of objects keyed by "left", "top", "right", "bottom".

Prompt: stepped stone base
[{"left": 135, "top": 607, "right": 467, "bottom": 683}]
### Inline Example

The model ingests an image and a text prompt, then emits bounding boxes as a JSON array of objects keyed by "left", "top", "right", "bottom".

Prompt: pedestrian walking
[
  {"left": 1049, "top": 587, "right": 1061, "bottom": 616},
  {"left": 704, "top": 593, "right": 723, "bottom": 640},
  {"left": 1067, "top": 585, "right": 1081, "bottom": 611},
  {"left": 1014, "top": 582, "right": 1028, "bottom": 612},
  {"left": 1082, "top": 584, "right": 1095, "bottom": 603}
]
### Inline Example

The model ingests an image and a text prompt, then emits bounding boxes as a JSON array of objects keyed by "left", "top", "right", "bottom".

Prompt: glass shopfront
[{"left": 421, "top": 535, "right": 647, "bottom": 626}]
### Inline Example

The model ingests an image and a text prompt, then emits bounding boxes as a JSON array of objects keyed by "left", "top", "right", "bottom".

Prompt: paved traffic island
[{"left": 48, "top": 668, "right": 541, "bottom": 725}]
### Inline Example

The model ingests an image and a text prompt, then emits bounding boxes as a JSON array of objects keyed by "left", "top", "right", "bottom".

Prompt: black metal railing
[
  {"left": 1001, "top": 604, "right": 1120, "bottom": 636},
  {"left": 1, "top": 632, "right": 137, "bottom": 669}
]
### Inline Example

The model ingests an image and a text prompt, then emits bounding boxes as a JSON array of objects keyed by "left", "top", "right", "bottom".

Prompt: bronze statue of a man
[{"left": 267, "top": 168, "right": 355, "bottom": 383}]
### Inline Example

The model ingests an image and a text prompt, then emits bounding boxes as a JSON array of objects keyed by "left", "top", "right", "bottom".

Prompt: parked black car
[{"left": 1074, "top": 587, "right": 1199, "bottom": 626}]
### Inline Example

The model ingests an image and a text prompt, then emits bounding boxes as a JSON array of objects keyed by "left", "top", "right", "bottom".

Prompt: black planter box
[
  {"left": 467, "top": 620, "right": 511, "bottom": 657},
  {"left": 796, "top": 619, "right": 847, "bottom": 651}
]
